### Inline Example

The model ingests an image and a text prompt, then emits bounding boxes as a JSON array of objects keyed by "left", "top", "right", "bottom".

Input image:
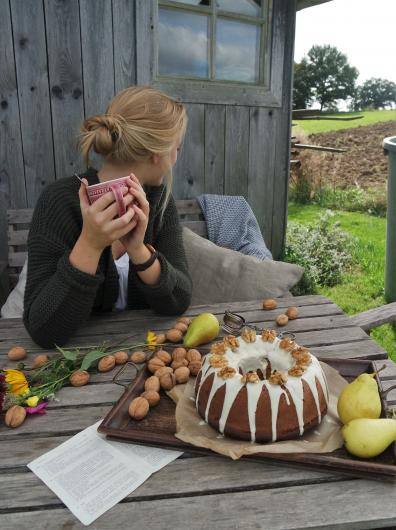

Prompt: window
[{"left": 157, "top": 1, "right": 270, "bottom": 86}]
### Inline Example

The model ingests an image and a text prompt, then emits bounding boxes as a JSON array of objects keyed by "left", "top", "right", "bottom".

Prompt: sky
[{"left": 295, "top": 0, "right": 396, "bottom": 85}]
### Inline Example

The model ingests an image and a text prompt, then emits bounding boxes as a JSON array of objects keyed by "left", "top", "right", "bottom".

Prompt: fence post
[{"left": 384, "top": 136, "right": 396, "bottom": 302}]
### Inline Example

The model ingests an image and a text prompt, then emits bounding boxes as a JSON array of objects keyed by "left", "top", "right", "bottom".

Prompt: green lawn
[
  {"left": 288, "top": 203, "right": 396, "bottom": 361},
  {"left": 295, "top": 109, "right": 396, "bottom": 135}
]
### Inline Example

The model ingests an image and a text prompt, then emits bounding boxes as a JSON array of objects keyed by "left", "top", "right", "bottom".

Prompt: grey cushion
[
  {"left": 0, "top": 260, "right": 27, "bottom": 318},
  {"left": 182, "top": 227, "right": 304, "bottom": 305}
]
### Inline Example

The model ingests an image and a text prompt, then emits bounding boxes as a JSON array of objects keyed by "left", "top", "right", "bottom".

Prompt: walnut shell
[
  {"left": 144, "top": 375, "right": 160, "bottom": 392},
  {"left": 113, "top": 351, "right": 129, "bottom": 365},
  {"left": 154, "top": 366, "right": 174, "bottom": 378},
  {"left": 141, "top": 390, "right": 160, "bottom": 407},
  {"left": 166, "top": 328, "right": 183, "bottom": 343},
  {"left": 128, "top": 397, "right": 149, "bottom": 420},
  {"left": 32, "top": 354, "right": 49, "bottom": 369},
  {"left": 262, "top": 299, "right": 277, "bottom": 310},
  {"left": 171, "top": 359, "right": 189, "bottom": 370},
  {"left": 174, "top": 366, "right": 190, "bottom": 384},
  {"left": 98, "top": 355, "right": 116, "bottom": 372},
  {"left": 186, "top": 349, "right": 201, "bottom": 363},
  {"left": 188, "top": 361, "right": 202, "bottom": 376},
  {"left": 286, "top": 306, "right": 298, "bottom": 320},
  {"left": 5, "top": 405, "right": 26, "bottom": 428},
  {"left": 155, "top": 350, "right": 172, "bottom": 365},
  {"left": 155, "top": 333, "right": 167, "bottom": 345},
  {"left": 276, "top": 314, "right": 289, "bottom": 326},
  {"left": 147, "top": 357, "right": 165, "bottom": 374},
  {"left": 69, "top": 370, "right": 90, "bottom": 387},
  {"left": 130, "top": 351, "right": 146, "bottom": 364},
  {"left": 7, "top": 346, "right": 27, "bottom": 361},
  {"left": 159, "top": 372, "right": 176, "bottom": 390},
  {"left": 172, "top": 347, "right": 187, "bottom": 361},
  {"left": 174, "top": 322, "right": 188, "bottom": 333},
  {"left": 177, "top": 316, "right": 192, "bottom": 326}
]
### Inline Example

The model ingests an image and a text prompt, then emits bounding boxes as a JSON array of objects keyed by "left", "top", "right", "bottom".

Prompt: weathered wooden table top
[{"left": 1, "top": 295, "right": 396, "bottom": 530}]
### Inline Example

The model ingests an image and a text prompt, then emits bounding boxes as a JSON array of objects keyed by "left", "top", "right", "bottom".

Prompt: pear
[
  {"left": 342, "top": 418, "right": 396, "bottom": 458},
  {"left": 183, "top": 312, "right": 220, "bottom": 348},
  {"left": 337, "top": 371, "right": 382, "bottom": 425}
]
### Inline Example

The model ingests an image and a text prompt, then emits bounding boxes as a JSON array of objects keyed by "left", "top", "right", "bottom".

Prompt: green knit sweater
[{"left": 23, "top": 168, "right": 192, "bottom": 348}]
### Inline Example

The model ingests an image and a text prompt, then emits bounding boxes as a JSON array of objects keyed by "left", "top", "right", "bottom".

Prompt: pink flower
[{"left": 25, "top": 401, "right": 48, "bottom": 415}]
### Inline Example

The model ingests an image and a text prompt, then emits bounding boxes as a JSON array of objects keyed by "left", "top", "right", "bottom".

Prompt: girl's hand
[
  {"left": 78, "top": 178, "right": 138, "bottom": 252},
  {"left": 120, "top": 174, "right": 150, "bottom": 255}
]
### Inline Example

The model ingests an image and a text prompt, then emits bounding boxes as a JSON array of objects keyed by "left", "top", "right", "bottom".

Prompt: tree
[
  {"left": 294, "top": 45, "right": 359, "bottom": 111},
  {"left": 352, "top": 78, "right": 396, "bottom": 110},
  {"left": 293, "top": 59, "right": 313, "bottom": 109}
]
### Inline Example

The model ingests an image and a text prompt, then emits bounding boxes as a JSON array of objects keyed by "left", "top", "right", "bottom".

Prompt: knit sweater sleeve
[
  {"left": 23, "top": 185, "right": 104, "bottom": 348},
  {"left": 130, "top": 193, "right": 192, "bottom": 315}
]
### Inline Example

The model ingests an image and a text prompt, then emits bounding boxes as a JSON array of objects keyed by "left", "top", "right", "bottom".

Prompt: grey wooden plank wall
[{"left": 0, "top": 0, "right": 295, "bottom": 260}]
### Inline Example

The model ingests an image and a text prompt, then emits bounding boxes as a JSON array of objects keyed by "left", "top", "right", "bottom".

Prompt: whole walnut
[
  {"left": 128, "top": 397, "right": 149, "bottom": 420},
  {"left": 130, "top": 351, "right": 146, "bottom": 364},
  {"left": 186, "top": 349, "right": 201, "bottom": 363},
  {"left": 171, "top": 359, "right": 189, "bottom": 370},
  {"left": 188, "top": 361, "right": 202, "bottom": 376},
  {"left": 172, "top": 347, "right": 187, "bottom": 361},
  {"left": 262, "top": 299, "right": 277, "bottom": 310},
  {"left": 286, "top": 306, "right": 298, "bottom": 320},
  {"left": 166, "top": 329, "right": 183, "bottom": 343},
  {"left": 5, "top": 405, "right": 26, "bottom": 428},
  {"left": 155, "top": 333, "right": 167, "bottom": 345},
  {"left": 7, "top": 346, "right": 27, "bottom": 361},
  {"left": 147, "top": 357, "right": 165, "bottom": 374},
  {"left": 144, "top": 375, "right": 160, "bottom": 392},
  {"left": 113, "top": 351, "right": 129, "bottom": 365},
  {"left": 174, "top": 322, "right": 188, "bottom": 334},
  {"left": 160, "top": 372, "right": 176, "bottom": 390},
  {"left": 154, "top": 366, "right": 173, "bottom": 378},
  {"left": 276, "top": 314, "right": 289, "bottom": 326},
  {"left": 155, "top": 350, "right": 172, "bottom": 365},
  {"left": 177, "top": 316, "right": 192, "bottom": 326},
  {"left": 174, "top": 366, "right": 190, "bottom": 384},
  {"left": 69, "top": 370, "right": 90, "bottom": 387},
  {"left": 141, "top": 390, "right": 160, "bottom": 407},
  {"left": 32, "top": 354, "right": 49, "bottom": 369},
  {"left": 98, "top": 355, "right": 116, "bottom": 372}
]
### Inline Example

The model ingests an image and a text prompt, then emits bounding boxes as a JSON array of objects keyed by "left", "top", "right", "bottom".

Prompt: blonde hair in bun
[{"left": 79, "top": 86, "right": 187, "bottom": 216}]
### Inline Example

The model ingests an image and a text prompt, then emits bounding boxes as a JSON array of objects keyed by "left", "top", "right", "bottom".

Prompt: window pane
[
  {"left": 216, "top": 0, "right": 261, "bottom": 17},
  {"left": 158, "top": 8, "right": 209, "bottom": 78},
  {"left": 215, "top": 19, "right": 260, "bottom": 82}
]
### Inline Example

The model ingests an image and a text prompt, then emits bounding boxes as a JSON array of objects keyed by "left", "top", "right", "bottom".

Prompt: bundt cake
[{"left": 195, "top": 329, "right": 329, "bottom": 442}]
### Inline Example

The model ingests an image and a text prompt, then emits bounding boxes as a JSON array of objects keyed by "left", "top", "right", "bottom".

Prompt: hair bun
[{"left": 80, "top": 114, "right": 123, "bottom": 157}]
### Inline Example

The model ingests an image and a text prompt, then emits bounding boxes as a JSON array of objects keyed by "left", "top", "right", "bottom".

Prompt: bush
[
  {"left": 313, "top": 184, "right": 387, "bottom": 217},
  {"left": 283, "top": 210, "right": 355, "bottom": 294}
]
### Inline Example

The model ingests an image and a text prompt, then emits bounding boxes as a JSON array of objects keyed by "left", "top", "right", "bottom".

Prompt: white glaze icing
[{"left": 196, "top": 335, "right": 329, "bottom": 442}]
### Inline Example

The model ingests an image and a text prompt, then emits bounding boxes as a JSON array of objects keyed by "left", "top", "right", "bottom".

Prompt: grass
[
  {"left": 294, "top": 109, "right": 396, "bottom": 135},
  {"left": 288, "top": 202, "right": 396, "bottom": 361}
]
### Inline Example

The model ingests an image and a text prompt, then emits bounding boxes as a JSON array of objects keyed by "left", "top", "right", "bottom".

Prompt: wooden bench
[
  {"left": 2, "top": 199, "right": 207, "bottom": 296},
  {"left": 2, "top": 204, "right": 396, "bottom": 334}
]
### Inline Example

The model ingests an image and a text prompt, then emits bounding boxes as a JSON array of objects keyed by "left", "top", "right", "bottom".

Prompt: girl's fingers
[
  {"left": 132, "top": 203, "right": 147, "bottom": 223},
  {"left": 101, "top": 193, "right": 135, "bottom": 222},
  {"left": 129, "top": 185, "right": 149, "bottom": 213},
  {"left": 109, "top": 207, "right": 136, "bottom": 232},
  {"left": 79, "top": 181, "right": 90, "bottom": 209}
]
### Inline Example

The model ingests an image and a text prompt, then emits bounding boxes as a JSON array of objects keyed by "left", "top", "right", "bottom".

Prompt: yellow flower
[
  {"left": 25, "top": 395, "right": 39, "bottom": 407},
  {"left": 4, "top": 369, "right": 29, "bottom": 396},
  {"left": 146, "top": 330, "right": 157, "bottom": 350}
]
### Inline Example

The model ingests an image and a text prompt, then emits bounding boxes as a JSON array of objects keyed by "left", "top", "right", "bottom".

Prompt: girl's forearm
[
  {"left": 69, "top": 235, "right": 102, "bottom": 274},
  {"left": 127, "top": 244, "right": 161, "bottom": 285}
]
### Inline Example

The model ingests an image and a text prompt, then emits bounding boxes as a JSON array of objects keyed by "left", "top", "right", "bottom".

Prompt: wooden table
[{"left": 1, "top": 295, "right": 396, "bottom": 530}]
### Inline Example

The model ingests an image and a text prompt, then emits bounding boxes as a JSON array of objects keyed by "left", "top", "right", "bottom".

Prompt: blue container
[{"left": 384, "top": 136, "right": 396, "bottom": 302}]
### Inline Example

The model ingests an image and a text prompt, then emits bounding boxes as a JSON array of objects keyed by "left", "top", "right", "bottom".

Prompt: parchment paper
[{"left": 167, "top": 362, "right": 347, "bottom": 460}]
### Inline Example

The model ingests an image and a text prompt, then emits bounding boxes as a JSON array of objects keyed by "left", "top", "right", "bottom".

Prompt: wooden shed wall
[{"left": 0, "top": 0, "right": 296, "bottom": 260}]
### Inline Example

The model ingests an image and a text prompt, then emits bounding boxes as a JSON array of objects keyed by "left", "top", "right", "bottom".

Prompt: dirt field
[{"left": 301, "top": 121, "right": 396, "bottom": 189}]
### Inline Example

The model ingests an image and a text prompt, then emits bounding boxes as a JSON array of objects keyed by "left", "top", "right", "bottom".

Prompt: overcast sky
[{"left": 294, "top": 0, "right": 396, "bottom": 85}]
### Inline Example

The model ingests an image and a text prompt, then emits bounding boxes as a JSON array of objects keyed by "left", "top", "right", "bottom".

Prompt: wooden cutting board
[{"left": 98, "top": 357, "right": 396, "bottom": 481}]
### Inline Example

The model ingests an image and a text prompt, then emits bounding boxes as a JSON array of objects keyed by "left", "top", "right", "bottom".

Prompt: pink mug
[{"left": 86, "top": 176, "right": 130, "bottom": 217}]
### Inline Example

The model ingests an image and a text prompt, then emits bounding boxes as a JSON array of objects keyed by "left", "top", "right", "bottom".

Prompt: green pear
[
  {"left": 337, "top": 371, "right": 381, "bottom": 425},
  {"left": 183, "top": 312, "right": 220, "bottom": 348},
  {"left": 342, "top": 418, "right": 396, "bottom": 458}
]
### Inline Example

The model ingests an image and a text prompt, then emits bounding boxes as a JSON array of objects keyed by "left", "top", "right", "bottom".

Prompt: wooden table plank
[
  {"left": 0, "top": 456, "right": 350, "bottom": 511},
  {"left": 1, "top": 478, "right": 396, "bottom": 530}
]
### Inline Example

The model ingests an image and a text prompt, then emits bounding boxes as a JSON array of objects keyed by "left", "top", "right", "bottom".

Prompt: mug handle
[{"left": 110, "top": 184, "right": 126, "bottom": 217}]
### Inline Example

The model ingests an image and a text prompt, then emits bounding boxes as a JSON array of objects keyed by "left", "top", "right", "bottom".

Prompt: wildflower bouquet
[{"left": 0, "top": 330, "right": 160, "bottom": 428}]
